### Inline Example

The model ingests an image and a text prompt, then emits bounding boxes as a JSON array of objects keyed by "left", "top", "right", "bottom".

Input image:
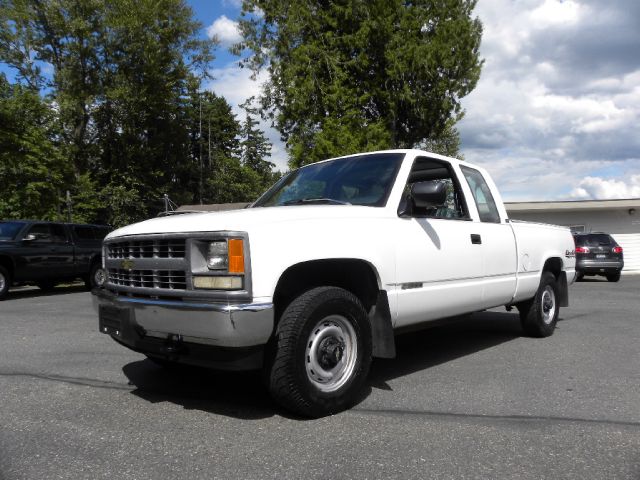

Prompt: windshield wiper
[{"left": 282, "top": 198, "right": 352, "bottom": 206}]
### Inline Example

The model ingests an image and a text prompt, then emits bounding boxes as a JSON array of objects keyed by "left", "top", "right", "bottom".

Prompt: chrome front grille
[
  {"left": 107, "top": 239, "right": 186, "bottom": 259},
  {"left": 108, "top": 269, "right": 187, "bottom": 290},
  {"left": 104, "top": 235, "right": 190, "bottom": 297}
]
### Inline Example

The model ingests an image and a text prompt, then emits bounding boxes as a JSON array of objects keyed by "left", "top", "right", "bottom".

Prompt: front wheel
[
  {"left": 517, "top": 272, "right": 559, "bottom": 338},
  {"left": 265, "top": 286, "right": 372, "bottom": 418},
  {"left": 85, "top": 262, "right": 106, "bottom": 290}
]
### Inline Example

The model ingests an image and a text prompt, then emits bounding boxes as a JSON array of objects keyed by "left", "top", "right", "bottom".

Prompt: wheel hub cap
[
  {"left": 318, "top": 337, "right": 344, "bottom": 369},
  {"left": 305, "top": 315, "right": 358, "bottom": 393},
  {"left": 541, "top": 287, "right": 556, "bottom": 324}
]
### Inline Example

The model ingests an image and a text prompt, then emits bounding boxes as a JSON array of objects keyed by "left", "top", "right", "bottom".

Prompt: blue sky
[{"left": 3, "top": 0, "right": 640, "bottom": 201}]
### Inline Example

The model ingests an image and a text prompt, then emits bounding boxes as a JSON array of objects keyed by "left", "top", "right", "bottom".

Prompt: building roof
[{"left": 505, "top": 198, "right": 640, "bottom": 213}]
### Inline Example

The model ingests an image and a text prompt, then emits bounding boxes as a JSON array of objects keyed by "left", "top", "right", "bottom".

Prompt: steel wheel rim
[
  {"left": 541, "top": 286, "right": 556, "bottom": 324},
  {"left": 94, "top": 267, "right": 105, "bottom": 286},
  {"left": 305, "top": 314, "right": 358, "bottom": 392}
]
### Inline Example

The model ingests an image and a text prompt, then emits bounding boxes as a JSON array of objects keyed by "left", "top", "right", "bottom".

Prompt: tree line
[
  {"left": 0, "top": 0, "right": 276, "bottom": 226},
  {"left": 1, "top": 0, "right": 482, "bottom": 227}
]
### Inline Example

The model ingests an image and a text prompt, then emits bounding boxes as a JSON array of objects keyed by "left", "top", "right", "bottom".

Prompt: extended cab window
[
  {"left": 460, "top": 166, "right": 501, "bottom": 223},
  {"left": 400, "top": 157, "right": 468, "bottom": 219}
]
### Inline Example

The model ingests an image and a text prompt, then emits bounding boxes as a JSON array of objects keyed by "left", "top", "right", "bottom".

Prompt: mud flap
[{"left": 369, "top": 290, "right": 396, "bottom": 359}]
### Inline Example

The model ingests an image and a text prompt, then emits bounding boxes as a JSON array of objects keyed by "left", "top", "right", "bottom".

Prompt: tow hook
[{"left": 163, "top": 334, "right": 185, "bottom": 355}]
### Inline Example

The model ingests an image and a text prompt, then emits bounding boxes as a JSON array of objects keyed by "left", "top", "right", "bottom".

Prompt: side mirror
[
  {"left": 23, "top": 234, "right": 37, "bottom": 242},
  {"left": 411, "top": 181, "right": 447, "bottom": 208}
]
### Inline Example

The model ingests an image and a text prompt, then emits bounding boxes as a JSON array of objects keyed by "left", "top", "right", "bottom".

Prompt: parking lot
[{"left": 0, "top": 277, "right": 639, "bottom": 480}]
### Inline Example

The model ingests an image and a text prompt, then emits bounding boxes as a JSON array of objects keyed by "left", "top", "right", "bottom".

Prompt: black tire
[
  {"left": 606, "top": 272, "right": 621, "bottom": 283},
  {"left": 576, "top": 272, "right": 584, "bottom": 281},
  {"left": 85, "top": 261, "right": 106, "bottom": 289},
  {"left": 36, "top": 280, "right": 56, "bottom": 291},
  {"left": 265, "top": 286, "right": 372, "bottom": 418},
  {"left": 0, "top": 266, "right": 11, "bottom": 300},
  {"left": 517, "top": 272, "right": 559, "bottom": 338}
]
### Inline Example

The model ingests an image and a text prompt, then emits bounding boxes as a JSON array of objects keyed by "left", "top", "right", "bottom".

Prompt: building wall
[{"left": 507, "top": 209, "right": 640, "bottom": 273}]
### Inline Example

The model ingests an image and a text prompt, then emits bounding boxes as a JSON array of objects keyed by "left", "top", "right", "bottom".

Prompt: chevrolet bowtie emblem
[{"left": 121, "top": 259, "right": 135, "bottom": 270}]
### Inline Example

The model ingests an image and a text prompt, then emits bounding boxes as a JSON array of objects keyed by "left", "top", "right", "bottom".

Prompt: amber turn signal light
[{"left": 228, "top": 239, "right": 245, "bottom": 274}]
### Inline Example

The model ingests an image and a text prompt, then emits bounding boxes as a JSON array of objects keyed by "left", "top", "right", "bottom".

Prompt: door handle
[{"left": 471, "top": 234, "right": 482, "bottom": 245}]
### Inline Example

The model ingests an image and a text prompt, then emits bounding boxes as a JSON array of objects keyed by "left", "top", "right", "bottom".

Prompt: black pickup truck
[{"left": 0, "top": 220, "right": 110, "bottom": 299}]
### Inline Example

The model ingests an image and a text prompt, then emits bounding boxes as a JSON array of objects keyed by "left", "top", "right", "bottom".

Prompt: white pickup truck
[{"left": 94, "top": 149, "right": 576, "bottom": 417}]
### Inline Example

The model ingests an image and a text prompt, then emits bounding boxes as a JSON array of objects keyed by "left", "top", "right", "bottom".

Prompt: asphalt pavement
[{"left": 0, "top": 277, "right": 638, "bottom": 479}]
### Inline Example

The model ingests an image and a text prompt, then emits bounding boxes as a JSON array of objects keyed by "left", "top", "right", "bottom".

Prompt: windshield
[
  {"left": 0, "top": 221, "right": 26, "bottom": 240},
  {"left": 253, "top": 152, "right": 405, "bottom": 208}
]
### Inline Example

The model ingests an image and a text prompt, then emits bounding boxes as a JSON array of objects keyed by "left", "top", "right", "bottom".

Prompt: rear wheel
[
  {"left": 518, "top": 272, "right": 559, "bottom": 338},
  {"left": 606, "top": 272, "right": 621, "bottom": 282},
  {"left": 265, "top": 286, "right": 372, "bottom": 418},
  {"left": 0, "top": 266, "right": 11, "bottom": 300}
]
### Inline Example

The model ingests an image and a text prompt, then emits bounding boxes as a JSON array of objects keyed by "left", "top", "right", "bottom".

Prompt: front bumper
[{"left": 92, "top": 288, "right": 274, "bottom": 370}]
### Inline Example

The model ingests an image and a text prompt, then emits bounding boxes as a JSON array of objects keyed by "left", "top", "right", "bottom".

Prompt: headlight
[
  {"left": 206, "top": 241, "right": 228, "bottom": 270},
  {"left": 192, "top": 237, "right": 246, "bottom": 290}
]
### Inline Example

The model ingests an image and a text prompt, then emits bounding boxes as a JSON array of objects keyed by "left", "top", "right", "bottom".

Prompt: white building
[{"left": 506, "top": 199, "right": 640, "bottom": 274}]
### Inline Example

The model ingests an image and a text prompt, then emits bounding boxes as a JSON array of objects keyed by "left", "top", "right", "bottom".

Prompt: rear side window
[
  {"left": 460, "top": 166, "right": 501, "bottom": 223},
  {"left": 50, "top": 224, "right": 68, "bottom": 242}
]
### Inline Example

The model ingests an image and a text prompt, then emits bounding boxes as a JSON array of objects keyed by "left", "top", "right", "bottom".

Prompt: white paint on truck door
[{"left": 394, "top": 217, "right": 484, "bottom": 327}]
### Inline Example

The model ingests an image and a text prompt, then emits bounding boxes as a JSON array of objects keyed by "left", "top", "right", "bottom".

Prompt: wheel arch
[
  {"left": 272, "top": 258, "right": 395, "bottom": 359},
  {"left": 0, "top": 255, "right": 15, "bottom": 277},
  {"left": 542, "top": 256, "right": 569, "bottom": 307}
]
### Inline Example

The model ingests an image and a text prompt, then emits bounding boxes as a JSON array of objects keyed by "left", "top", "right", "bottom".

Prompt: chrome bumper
[{"left": 92, "top": 288, "right": 274, "bottom": 348}]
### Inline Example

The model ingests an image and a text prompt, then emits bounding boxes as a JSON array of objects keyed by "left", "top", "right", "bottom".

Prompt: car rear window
[{"left": 574, "top": 234, "right": 614, "bottom": 247}]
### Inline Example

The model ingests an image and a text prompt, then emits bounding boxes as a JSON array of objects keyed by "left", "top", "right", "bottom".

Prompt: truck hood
[{"left": 106, "top": 205, "right": 390, "bottom": 239}]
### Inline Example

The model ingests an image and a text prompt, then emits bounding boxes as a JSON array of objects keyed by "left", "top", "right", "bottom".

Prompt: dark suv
[
  {"left": 573, "top": 232, "right": 624, "bottom": 282},
  {"left": 0, "top": 220, "right": 110, "bottom": 299}
]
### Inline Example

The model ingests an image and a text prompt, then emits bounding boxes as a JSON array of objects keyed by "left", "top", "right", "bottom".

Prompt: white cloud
[
  {"left": 529, "top": 0, "right": 582, "bottom": 28},
  {"left": 208, "top": 63, "right": 288, "bottom": 171},
  {"left": 570, "top": 176, "right": 640, "bottom": 200},
  {"left": 459, "top": 0, "right": 640, "bottom": 201},
  {"left": 206, "top": 15, "right": 242, "bottom": 46}
]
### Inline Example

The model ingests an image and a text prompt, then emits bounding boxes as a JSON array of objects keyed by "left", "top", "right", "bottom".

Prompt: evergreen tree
[
  {"left": 236, "top": 0, "right": 483, "bottom": 167},
  {"left": 240, "top": 97, "right": 274, "bottom": 177}
]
